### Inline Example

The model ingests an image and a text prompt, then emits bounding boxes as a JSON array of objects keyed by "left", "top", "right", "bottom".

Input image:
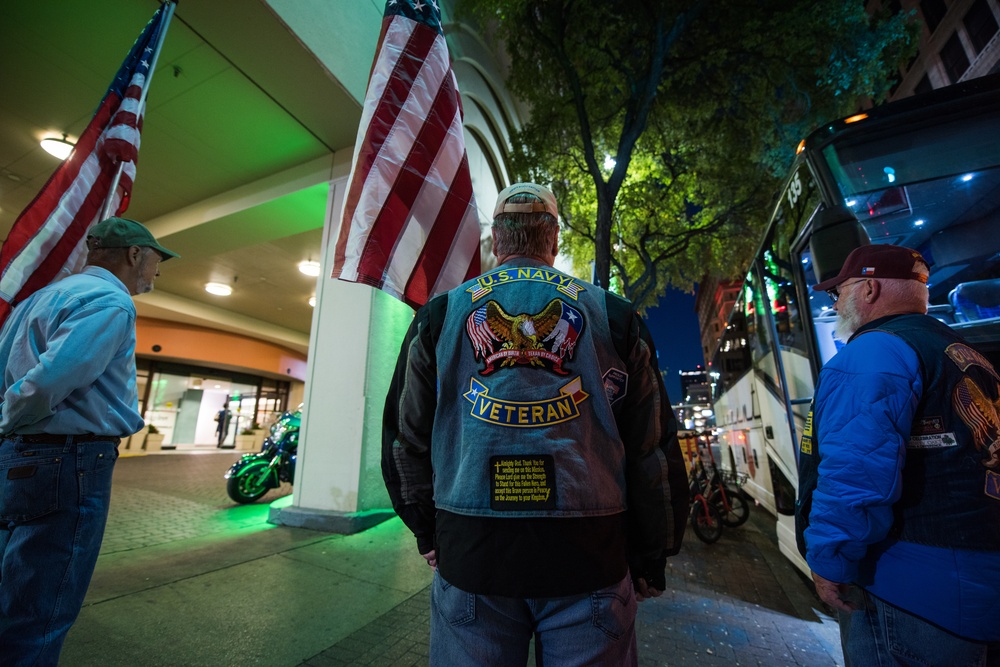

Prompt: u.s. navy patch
[
  {"left": 466, "top": 298, "right": 584, "bottom": 376},
  {"left": 490, "top": 454, "right": 557, "bottom": 510},
  {"left": 602, "top": 368, "right": 627, "bottom": 404},
  {"left": 464, "top": 377, "right": 589, "bottom": 427},
  {"left": 467, "top": 267, "right": 584, "bottom": 302}
]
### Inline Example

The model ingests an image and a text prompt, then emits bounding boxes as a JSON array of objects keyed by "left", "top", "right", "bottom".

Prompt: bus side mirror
[{"left": 809, "top": 205, "right": 871, "bottom": 283}]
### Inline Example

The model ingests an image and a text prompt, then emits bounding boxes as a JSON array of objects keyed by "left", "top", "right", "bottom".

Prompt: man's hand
[
  {"left": 421, "top": 549, "right": 437, "bottom": 570},
  {"left": 634, "top": 577, "right": 662, "bottom": 602},
  {"left": 812, "top": 572, "right": 860, "bottom": 612}
]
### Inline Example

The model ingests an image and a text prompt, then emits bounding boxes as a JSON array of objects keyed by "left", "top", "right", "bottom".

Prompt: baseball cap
[
  {"left": 492, "top": 183, "right": 559, "bottom": 219},
  {"left": 87, "top": 217, "right": 179, "bottom": 260},
  {"left": 813, "top": 244, "right": 928, "bottom": 292}
]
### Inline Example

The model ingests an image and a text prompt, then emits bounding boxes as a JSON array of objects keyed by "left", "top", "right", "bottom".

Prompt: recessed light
[
  {"left": 298, "top": 260, "right": 321, "bottom": 277},
  {"left": 40, "top": 134, "right": 74, "bottom": 160},
  {"left": 205, "top": 282, "right": 232, "bottom": 296}
]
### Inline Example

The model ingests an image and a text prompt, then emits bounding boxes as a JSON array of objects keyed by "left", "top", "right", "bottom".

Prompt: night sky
[{"left": 642, "top": 287, "right": 705, "bottom": 403}]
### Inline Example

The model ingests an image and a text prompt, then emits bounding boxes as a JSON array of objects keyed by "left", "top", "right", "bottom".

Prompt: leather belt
[{"left": 8, "top": 433, "right": 121, "bottom": 445}]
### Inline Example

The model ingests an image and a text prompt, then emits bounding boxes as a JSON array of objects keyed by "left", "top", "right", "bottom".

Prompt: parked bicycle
[
  {"left": 688, "top": 473, "right": 724, "bottom": 544},
  {"left": 691, "top": 458, "right": 751, "bottom": 528}
]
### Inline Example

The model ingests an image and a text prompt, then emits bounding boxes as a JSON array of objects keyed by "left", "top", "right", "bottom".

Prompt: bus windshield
[{"left": 806, "top": 110, "right": 1000, "bottom": 357}]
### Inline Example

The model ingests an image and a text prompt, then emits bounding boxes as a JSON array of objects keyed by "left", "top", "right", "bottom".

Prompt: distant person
[
  {"left": 0, "top": 217, "right": 178, "bottom": 665},
  {"left": 795, "top": 244, "right": 1000, "bottom": 664},
  {"left": 383, "top": 183, "right": 689, "bottom": 665},
  {"left": 215, "top": 404, "right": 232, "bottom": 447}
]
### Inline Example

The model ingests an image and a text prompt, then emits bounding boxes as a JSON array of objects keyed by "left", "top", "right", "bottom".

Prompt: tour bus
[{"left": 709, "top": 72, "right": 1000, "bottom": 575}]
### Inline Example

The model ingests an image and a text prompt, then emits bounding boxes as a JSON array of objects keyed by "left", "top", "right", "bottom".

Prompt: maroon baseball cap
[{"left": 813, "top": 244, "right": 929, "bottom": 292}]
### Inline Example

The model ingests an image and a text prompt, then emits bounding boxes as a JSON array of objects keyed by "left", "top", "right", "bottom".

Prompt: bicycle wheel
[
  {"left": 711, "top": 486, "right": 750, "bottom": 527},
  {"left": 689, "top": 498, "right": 723, "bottom": 543}
]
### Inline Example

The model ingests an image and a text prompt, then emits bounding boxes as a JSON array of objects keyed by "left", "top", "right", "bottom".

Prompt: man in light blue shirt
[{"left": 0, "top": 217, "right": 178, "bottom": 666}]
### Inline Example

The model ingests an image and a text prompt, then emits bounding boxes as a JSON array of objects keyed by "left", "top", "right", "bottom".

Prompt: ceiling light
[
  {"left": 298, "top": 260, "right": 321, "bottom": 277},
  {"left": 308, "top": 296, "right": 316, "bottom": 307},
  {"left": 205, "top": 282, "right": 232, "bottom": 296},
  {"left": 40, "top": 134, "right": 75, "bottom": 160}
]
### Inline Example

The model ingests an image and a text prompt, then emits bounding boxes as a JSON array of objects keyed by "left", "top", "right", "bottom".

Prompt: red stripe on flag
[
  {"left": 0, "top": 96, "right": 117, "bottom": 277},
  {"left": 402, "top": 157, "right": 475, "bottom": 306},
  {"left": 335, "top": 18, "right": 435, "bottom": 270},
  {"left": 357, "top": 59, "right": 458, "bottom": 281}
]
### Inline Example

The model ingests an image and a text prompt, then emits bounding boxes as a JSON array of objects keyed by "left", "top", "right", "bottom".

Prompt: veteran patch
[{"left": 464, "top": 377, "right": 589, "bottom": 427}]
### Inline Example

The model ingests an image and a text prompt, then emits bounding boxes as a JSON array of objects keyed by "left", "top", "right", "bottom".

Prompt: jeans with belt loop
[
  {"left": 0, "top": 436, "right": 119, "bottom": 667},
  {"left": 430, "top": 570, "right": 638, "bottom": 666}
]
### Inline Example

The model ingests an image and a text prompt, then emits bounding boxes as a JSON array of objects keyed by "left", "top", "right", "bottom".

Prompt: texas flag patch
[{"left": 862, "top": 267, "right": 876, "bottom": 275}]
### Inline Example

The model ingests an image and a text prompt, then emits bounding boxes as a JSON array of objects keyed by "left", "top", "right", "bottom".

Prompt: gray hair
[
  {"left": 492, "top": 193, "right": 558, "bottom": 258},
  {"left": 878, "top": 261, "right": 930, "bottom": 313}
]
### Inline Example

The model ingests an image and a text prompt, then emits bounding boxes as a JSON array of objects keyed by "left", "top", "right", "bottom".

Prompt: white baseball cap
[{"left": 492, "top": 182, "right": 559, "bottom": 219}]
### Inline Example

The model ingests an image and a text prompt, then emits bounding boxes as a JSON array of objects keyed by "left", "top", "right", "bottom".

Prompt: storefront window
[{"left": 137, "top": 360, "right": 290, "bottom": 448}]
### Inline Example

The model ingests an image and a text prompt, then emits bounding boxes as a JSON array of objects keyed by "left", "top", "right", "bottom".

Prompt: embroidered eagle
[{"left": 465, "top": 298, "right": 584, "bottom": 375}]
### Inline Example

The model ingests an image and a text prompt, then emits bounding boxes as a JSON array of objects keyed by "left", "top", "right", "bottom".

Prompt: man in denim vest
[
  {"left": 0, "top": 217, "right": 178, "bottom": 666},
  {"left": 795, "top": 244, "right": 1000, "bottom": 664},
  {"left": 383, "top": 183, "right": 688, "bottom": 665}
]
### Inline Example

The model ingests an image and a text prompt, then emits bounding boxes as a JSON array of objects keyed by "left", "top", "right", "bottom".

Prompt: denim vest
[
  {"left": 870, "top": 314, "right": 1000, "bottom": 550},
  {"left": 431, "top": 258, "right": 630, "bottom": 518}
]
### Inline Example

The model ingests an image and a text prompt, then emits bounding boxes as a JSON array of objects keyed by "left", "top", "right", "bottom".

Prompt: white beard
[{"left": 834, "top": 297, "right": 863, "bottom": 343}]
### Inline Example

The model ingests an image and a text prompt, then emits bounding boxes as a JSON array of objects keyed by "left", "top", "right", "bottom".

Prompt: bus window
[
  {"left": 746, "top": 271, "right": 780, "bottom": 394},
  {"left": 710, "top": 294, "right": 751, "bottom": 402}
]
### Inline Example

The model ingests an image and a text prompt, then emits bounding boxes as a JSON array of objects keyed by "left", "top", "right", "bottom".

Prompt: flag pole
[{"left": 99, "top": 0, "right": 177, "bottom": 222}]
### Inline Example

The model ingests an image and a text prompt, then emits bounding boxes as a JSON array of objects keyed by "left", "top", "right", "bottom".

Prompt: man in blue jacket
[
  {"left": 0, "top": 217, "right": 178, "bottom": 665},
  {"left": 795, "top": 244, "right": 1000, "bottom": 664},
  {"left": 383, "top": 183, "right": 688, "bottom": 666}
]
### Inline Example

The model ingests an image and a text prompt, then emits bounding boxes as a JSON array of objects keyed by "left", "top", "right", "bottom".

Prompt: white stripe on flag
[{"left": 339, "top": 24, "right": 451, "bottom": 282}]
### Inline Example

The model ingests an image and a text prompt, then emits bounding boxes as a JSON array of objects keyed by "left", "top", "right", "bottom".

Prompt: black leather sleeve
[{"left": 381, "top": 294, "right": 448, "bottom": 555}]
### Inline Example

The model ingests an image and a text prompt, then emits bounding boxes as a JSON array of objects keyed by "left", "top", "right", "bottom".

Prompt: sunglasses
[{"left": 826, "top": 278, "right": 867, "bottom": 303}]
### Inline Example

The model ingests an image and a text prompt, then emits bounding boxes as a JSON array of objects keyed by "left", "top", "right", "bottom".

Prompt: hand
[
  {"left": 812, "top": 572, "right": 860, "bottom": 612},
  {"left": 421, "top": 549, "right": 438, "bottom": 570},
  {"left": 634, "top": 577, "right": 662, "bottom": 602}
]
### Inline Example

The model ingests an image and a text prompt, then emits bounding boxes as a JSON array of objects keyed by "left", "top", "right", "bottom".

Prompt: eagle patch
[{"left": 466, "top": 299, "right": 584, "bottom": 376}]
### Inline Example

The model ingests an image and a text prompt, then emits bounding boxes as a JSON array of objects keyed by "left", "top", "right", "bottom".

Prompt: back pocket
[{"left": 0, "top": 456, "right": 62, "bottom": 522}]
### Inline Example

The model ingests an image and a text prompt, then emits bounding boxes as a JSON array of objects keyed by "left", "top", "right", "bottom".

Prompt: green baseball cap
[{"left": 87, "top": 217, "right": 179, "bottom": 260}]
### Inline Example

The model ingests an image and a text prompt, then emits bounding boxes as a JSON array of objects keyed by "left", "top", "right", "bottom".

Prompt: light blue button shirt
[{"left": 0, "top": 266, "right": 144, "bottom": 436}]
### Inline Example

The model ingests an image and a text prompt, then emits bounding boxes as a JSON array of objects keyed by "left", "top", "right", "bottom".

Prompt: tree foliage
[{"left": 459, "top": 0, "right": 916, "bottom": 311}]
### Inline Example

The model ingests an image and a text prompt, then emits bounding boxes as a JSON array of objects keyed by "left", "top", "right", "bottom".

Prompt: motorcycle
[{"left": 224, "top": 407, "right": 300, "bottom": 504}]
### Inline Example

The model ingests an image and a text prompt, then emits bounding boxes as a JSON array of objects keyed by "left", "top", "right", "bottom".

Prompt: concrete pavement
[{"left": 59, "top": 450, "right": 844, "bottom": 666}]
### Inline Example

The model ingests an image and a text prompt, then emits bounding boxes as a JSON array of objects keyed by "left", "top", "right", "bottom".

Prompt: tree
[{"left": 460, "top": 0, "right": 916, "bottom": 311}]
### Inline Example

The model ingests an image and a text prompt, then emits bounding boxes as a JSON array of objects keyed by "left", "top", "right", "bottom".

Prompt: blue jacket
[{"left": 797, "top": 314, "right": 1000, "bottom": 641}]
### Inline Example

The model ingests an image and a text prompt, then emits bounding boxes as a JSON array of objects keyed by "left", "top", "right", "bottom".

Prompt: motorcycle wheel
[
  {"left": 690, "top": 498, "right": 723, "bottom": 544},
  {"left": 711, "top": 486, "right": 751, "bottom": 528},
  {"left": 226, "top": 459, "right": 272, "bottom": 504}
]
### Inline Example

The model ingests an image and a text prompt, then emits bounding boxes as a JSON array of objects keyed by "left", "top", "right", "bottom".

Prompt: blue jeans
[
  {"left": 0, "top": 437, "right": 119, "bottom": 667},
  {"left": 840, "top": 588, "right": 999, "bottom": 667},
  {"left": 430, "top": 571, "right": 637, "bottom": 666}
]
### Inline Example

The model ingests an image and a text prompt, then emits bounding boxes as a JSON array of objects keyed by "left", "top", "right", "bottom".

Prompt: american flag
[
  {"left": 331, "top": 0, "right": 482, "bottom": 309},
  {"left": 0, "top": 2, "right": 174, "bottom": 325},
  {"left": 466, "top": 304, "right": 498, "bottom": 359}
]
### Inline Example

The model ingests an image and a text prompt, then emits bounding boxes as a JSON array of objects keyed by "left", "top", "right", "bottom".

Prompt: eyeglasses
[{"left": 826, "top": 278, "right": 867, "bottom": 303}]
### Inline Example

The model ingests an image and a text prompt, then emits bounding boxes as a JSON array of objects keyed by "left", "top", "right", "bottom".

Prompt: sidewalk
[{"left": 60, "top": 451, "right": 843, "bottom": 666}]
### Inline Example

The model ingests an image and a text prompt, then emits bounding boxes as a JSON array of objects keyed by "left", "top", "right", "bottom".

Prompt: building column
[{"left": 269, "top": 176, "right": 413, "bottom": 533}]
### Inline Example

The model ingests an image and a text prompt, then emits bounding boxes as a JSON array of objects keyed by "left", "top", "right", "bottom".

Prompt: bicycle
[
  {"left": 688, "top": 476, "right": 724, "bottom": 544},
  {"left": 690, "top": 442, "right": 751, "bottom": 529}
]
